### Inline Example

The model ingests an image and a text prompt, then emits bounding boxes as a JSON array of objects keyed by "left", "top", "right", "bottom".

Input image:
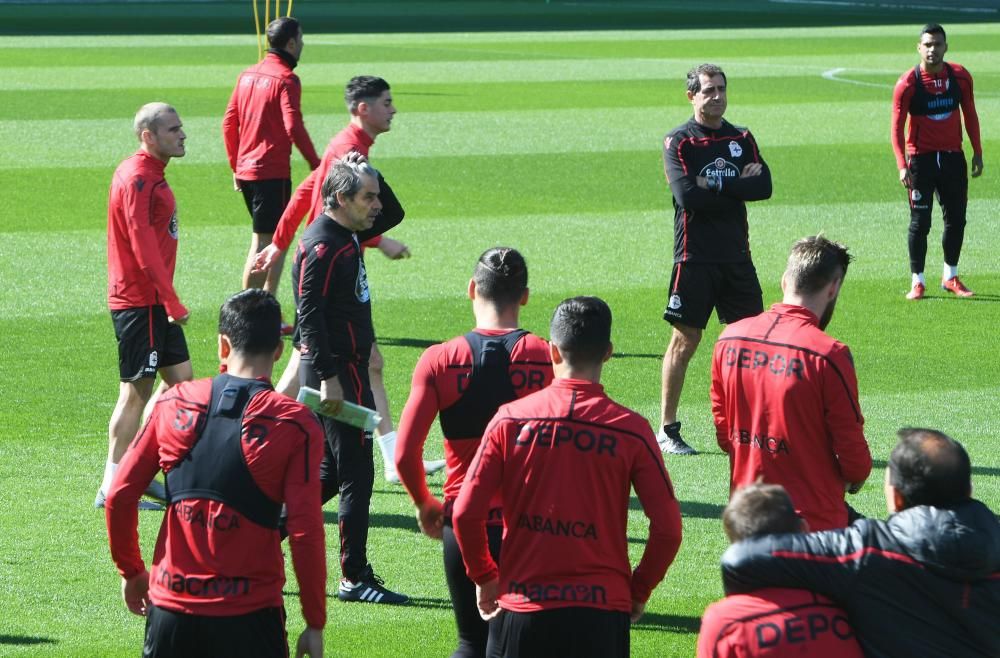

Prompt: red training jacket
[
  {"left": 698, "top": 588, "right": 863, "bottom": 658},
  {"left": 453, "top": 378, "right": 683, "bottom": 613},
  {"left": 107, "top": 150, "right": 186, "bottom": 320},
  {"left": 271, "top": 122, "right": 381, "bottom": 252},
  {"left": 891, "top": 62, "right": 982, "bottom": 170},
  {"left": 710, "top": 304, "right": 872, "bottom": 530},
  {"left": 105, "top": 377, "right": 327, "bottom": 629},
  {"left": 222, "top": 50, "right": 320, "bottom": 180},
  {"left": 395, "top": 329, "right": 553, "bottom": 508}
]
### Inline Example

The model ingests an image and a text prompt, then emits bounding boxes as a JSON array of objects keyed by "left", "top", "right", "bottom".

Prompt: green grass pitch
[{"left": 0, "top": 3, "right": 998, "bottom": 656}]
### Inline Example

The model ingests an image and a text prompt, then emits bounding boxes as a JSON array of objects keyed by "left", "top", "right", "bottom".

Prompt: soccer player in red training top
[
  {"left": 711, "top": 236, "right": 872, "bottom": 531},
  {"left": 395, "top": 247, "right": 553, "bottom": 657},
  {"left": 291, "top": 160, "right": 408, "bottom": 604},
  {"left": 223, "top": 16, "right": 320, "bottom": 295},
  {"left": 106, "top": 289, "right": 325, "bottom": 658},
  {"left": 893, "top": 23, "right": 984, "bottom": 300},
  {"left": 454, "top": 297, "right": 683, "bottom": 658},
  {"left": 659, "top": 63, "right": 772, "bottom": 456},
  {"left": 254, "top": 76, "right": 437, "bottom": 483},
  {"left": 101, "top": 102, "right": 194, "bottom": 511},
  {"left": 698, "top": 483, "right": 863, "bottom": 658}
]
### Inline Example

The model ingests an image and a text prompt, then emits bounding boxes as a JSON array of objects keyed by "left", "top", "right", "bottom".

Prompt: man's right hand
[
  {"left": 476, "top": 579, "right": 501, "bottom": 621},
  {"left": 232, "top": 174, "right": 241, "bottom": 192},
  {"left": 417, "top": 496, "right": 444, "bottom": 539},
  {"left": 740, "top": 162, "right": 763, "bottom": 178},
  {"left": 319, "top": 377, "right": 344, "bottom": 416},
  {"left": 899, "top": 167, "right": 912, "bottom": 188},
  {"left": 295, "top": 627, "right": 323, "bottom": 658},
  {"left": 168, "top": 312, "right": 189, "bottom": 326},
  {"left": 253, "top": 244, "right": 282, "bottom": 273}
]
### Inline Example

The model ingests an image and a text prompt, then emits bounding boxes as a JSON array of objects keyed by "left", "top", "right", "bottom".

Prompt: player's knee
[{"left": 669, "top": 325, "right": 702, "bottom": 358}]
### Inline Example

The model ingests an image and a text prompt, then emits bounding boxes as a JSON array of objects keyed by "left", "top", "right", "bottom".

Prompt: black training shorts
[
  {"left": 239, "top": 178, "right": 292, "bottom": 234},
  {"left": 487, "top": 607, "right": 630, "bottom": 658},
  {"left": 111, "top": 305, "right": 189, "bottom": 382},
  {"left": 143, "top": 604, "right": 288, "bottom": 658},
  {"left": 663, "top": 261, "right": 763, "bottom": 329}
]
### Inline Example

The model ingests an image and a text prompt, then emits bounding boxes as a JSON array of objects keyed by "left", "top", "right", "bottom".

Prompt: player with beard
[{"left": 710, "top": 236, "right": 872, "bottom": 531}]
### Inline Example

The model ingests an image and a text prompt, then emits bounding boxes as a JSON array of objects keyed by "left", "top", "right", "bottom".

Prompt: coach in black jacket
[{"left": 721, "top": 427, "right": 1000, "bottom": 658}]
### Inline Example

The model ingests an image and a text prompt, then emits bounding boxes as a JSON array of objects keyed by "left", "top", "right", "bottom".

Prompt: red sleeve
[
  {"left": 710, "top": 343, "right": 730, "bottom": 452},
  {"left": 629, "top": 424, "right": 683, "bottom": 603},
  {"left": 453, "top": 417, "right": 507, "bottom": 584},
  {"left": 361, "top": 235, "right": 383, "bottom": 249},
  {"left": 281, "top": 75, "right": 321, "bottom": 170},
  {"left": 892, "top": 73, "right": 914, "bottom": 170},
  {"left": 958, "top": 70, "right": 982, "bottom": 156},
  {"left": 222, "top": 83, "right": 241, "bottom": 172},
  {"left": 825, "top": 346, "right": 872, "bottom": 484},
  {"left": 121, "top": 178, "right": 186, "bottom": 319},
  {"left": 105, "top": 415, "right": 162, "bottom": 580},
  {"left": 282, "top": 411, "right": 327, "bottom": 629},
  {"left": 395, "top": 348, "right": 442, "bottom": 506},
  {"left": 697, "top": 601, "right": 734, "bottom": 658},
  {"left": 272, "top": 167, "right": 320, "bottom": 251}
]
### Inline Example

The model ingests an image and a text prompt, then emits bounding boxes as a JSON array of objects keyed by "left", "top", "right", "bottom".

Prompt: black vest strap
[
  {"left": 165, "top": 374, "right": 282, "bottom": 529},
  {"left": 909, "top": 63, "right": 961, "bottom": 117},
  {"left": 439, "top": 330, "right": 527, "bottom": 440}
]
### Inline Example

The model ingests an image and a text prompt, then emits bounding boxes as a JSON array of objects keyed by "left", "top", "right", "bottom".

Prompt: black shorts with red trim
[
  {"left": 111, "top": 305, "right": 189, "bottom": 382},
  {"left": 239, "top": 178, "right": 292, "bottom": 234},
  {"left": 143, "top": 603, "right": 288, "bottom": 658},
  {"left": 663, "top": 261, "right": 763, "bottom": 329},
  {"left": 487, "top": 606, "right": 630, "bottom": 658}
]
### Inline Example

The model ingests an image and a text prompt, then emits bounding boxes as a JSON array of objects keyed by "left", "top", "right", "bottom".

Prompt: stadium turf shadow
[
  {"left": 0, "top": 635, "right": 56, "bottom": 646},
  {"left": 324, "top": 511, "right": 421, "bottom": 533},
  {"left": 631, "top": 612, "right": 702, "bottom": 633},
  {"left": 629, "top": 497, "right": 726, "bottom": 520}
]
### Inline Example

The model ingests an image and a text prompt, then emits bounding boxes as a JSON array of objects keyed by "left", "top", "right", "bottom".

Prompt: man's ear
[
  {"left": 549, "top": 341, "right": 564, "bottom": 366},
  {"left": 218, "top": 334, "right": 231, "bottom": 361},
  {"left": 520, "top": 287, "right": 529, "bottom": 307},
  {"left": 602, "top": 342, "right": 613, "bottom": 363},
  {"left": 468, "top": 278, "right": 476, "bottom": 301},
  {"left": 273, "top": 341, "right": 284, "bottom": 363}
]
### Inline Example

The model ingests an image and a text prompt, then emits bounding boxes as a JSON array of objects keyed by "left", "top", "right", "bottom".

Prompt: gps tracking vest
[
  {"left": 439, "top": 330, "right": 527, "bottom": 440},
  {"left": 908, "top": 64, "right": 961, "bottom": 117},
  {"left": 165, "top": 375, "right": 282, "bottom": 529}
]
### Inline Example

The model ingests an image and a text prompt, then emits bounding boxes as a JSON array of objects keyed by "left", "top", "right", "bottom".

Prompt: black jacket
[{"left": 721, "top": 499, "right": 1000, "bottom": 657}]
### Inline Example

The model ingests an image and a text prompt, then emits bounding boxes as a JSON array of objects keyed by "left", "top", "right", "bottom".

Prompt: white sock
[
  {"left": 944, "top": 264, "right": 958, "bottom": 281},
  {"left": 912, "top": 272, "right": 925, "bottom": 286},
  {"left": 100, "top": 460, "right": 118, "bottom": 496},
  {"left": 376, "top": 431, "right": 397, "bottom": 475}
]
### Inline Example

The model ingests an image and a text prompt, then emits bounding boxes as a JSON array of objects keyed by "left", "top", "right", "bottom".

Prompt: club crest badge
[
  {"left": 729, "top": 141, "right": 743, "bottom": 158},
  {"left": 668, "top": 294, "right": 682, "bottom": 310},
  {"left": 149, "top": 350, "right": 159, "bottom": 367},
  {"left": 911, "top": 190, "right": 922, "bottom": 202},
  {"left": 168, "top": 211, "right": 179, "bottom": 239}
]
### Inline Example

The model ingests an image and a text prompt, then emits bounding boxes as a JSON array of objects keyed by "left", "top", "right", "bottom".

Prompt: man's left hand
[
  {"left": 971, "top": 154, "right": 984, "bottom": 178},
  {"left": 122, "top": 570, "right": 150, "bottom": 616},
  {"left": 378, "top": 237, "right": 411, "bottom": 260},
  {"left": 476, "top": 579, "right": 501, "bottom": 621}
]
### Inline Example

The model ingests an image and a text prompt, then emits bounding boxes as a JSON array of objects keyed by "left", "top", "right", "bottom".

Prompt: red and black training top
[
  {"left": 292, "top": 205, "right": 402, "bottom": 382},
  {"left": 272, "top": 123, "right": 386, "bottom": 253},
  {"left": 698, "top": 588, "right": 863, "bottom": 658},
  {"left": 105, "top": 375, "right": 326, "bottom": 629},
  {"left": 453, "top": 378, "right": 683, "bottom": 613},
  {"left": 892, "top": 62, "right": 982, "bottom": 170},
  {"left": 106, "top": 150, "right": 186, "bottom": 320},
  {"left": 222, "top": 49, "right": 321, "bottom": 180},
  {"left": 710, "top": 304, "right": 872, "bottom": 531},
  {"left": 662, "top": 117, "right": 772, "bottom": 264},
  {"left": 395, "top": 329, "right": 553, "bottom": 511}
]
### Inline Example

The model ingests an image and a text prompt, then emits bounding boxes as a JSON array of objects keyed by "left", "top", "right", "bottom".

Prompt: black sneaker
[
  {"left": 337, "top": 566, "right": 409, "bottom": 604},
  {"left": 657, "top": 422, "right": 698, "bottom": 455}
]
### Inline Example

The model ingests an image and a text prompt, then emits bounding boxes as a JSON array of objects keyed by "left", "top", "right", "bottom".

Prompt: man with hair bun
[
  {"left": 291, "top": 160, "right": 408, "bottom": 604},
  {"left": 454, "top": 297, "right": 682, "bottom": 658},
  {"left": 698, "top": 483, "right": 863, "bottom": 658},
  {"left": 395, "top": 247, "right": 553, "bottom": 657},
  {"left": 223, "top": 16, "right": 320, "bottom": 295},
  {"left": 711, "top": 235, "right": 872, "bottom": 530},
  {"left": 101, "top": 102, "right": 193, "bottom": 511},
  {"left": 721, "top": 429, "right": 1000, "bottom": 657}
]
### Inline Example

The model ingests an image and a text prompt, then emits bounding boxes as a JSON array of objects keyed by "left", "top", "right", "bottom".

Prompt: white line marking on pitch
[
  {"left": 821, "top": 68, "right": 894, "bottom": 88},
  {"left": 770, "top": 0, "right": 996, "bottom": 13}
]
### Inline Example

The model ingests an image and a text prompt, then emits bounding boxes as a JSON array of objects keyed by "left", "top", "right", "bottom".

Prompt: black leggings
[
  {"left": 906, "top": 150, "right": 968, "bottom": 273},
  {"left": 443, "top": 520, "right": 503, "bottom": 658}
]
